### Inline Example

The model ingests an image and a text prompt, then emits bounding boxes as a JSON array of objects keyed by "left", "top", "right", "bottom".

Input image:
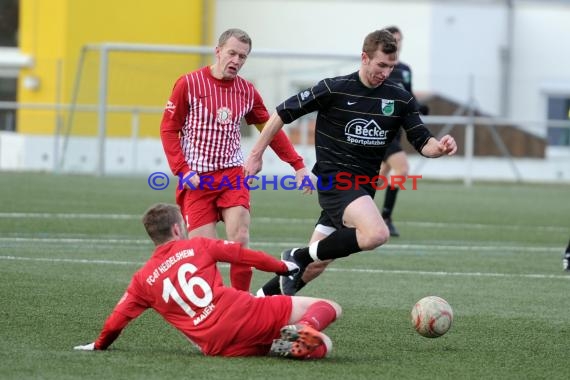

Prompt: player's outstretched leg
[{"left": 269, "top": 324, "right": 332, "bottom": 359}]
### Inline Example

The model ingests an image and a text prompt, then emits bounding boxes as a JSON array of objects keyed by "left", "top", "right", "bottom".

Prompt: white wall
[
  {"left": 2, "top": 132, "right": 569, "bottom": 183},
  {"left": 215, "top": 0, "right": 431, "bottom": 109},
  {"left": 215, "top": 0, "right": 570, "bottom": 124},
  {"left": 430, "top": 2, "right": 507, "bottom": 115},
  {"left": 512, "top": 2, "right": 570, "bottom": 123}
]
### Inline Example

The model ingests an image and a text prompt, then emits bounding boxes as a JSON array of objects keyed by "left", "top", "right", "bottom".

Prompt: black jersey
[
  {"left": 389, "top": 62, "right": 412, "bottom": 93},
  {"left": 276, "top": 71, "right": 432, "bottom": 179}
]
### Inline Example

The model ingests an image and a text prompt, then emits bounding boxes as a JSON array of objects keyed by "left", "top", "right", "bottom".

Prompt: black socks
[{"left": 382, "top": 187, "right": 399, "bottom": 219}]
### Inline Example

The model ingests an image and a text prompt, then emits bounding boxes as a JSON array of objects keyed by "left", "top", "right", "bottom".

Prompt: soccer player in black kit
[
  {"left": 245, "top": 29, "right": 457, "bottom": 296},
  {"left": 379, "top": 25, "right": 429, "bottom": 237}
]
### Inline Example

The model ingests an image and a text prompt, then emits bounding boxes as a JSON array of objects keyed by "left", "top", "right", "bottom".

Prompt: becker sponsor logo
[{"left": 344, "top": 118, "right": 388, "bottom": 146}]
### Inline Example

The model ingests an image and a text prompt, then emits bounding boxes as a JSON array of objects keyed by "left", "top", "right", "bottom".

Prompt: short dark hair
[
  {"left": 362, "top": 29, "right": 397, "bottom": 57},
  {"left": 218, "top": 28, "right": 252, "bottom": 53},
  {"left": 384, "top": 25, "right": 402, "bottom": 35},
  {"left": 142, "top": 203, "right": 183, "bottom": 245}
]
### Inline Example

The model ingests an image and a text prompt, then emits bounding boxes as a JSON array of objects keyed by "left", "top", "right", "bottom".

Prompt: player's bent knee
[
  {"left": 328, "top": 300, "right": 342, "bottom": 319},
  {"left": 394, "top": 167, "right": 409, "bottom": 177},
  {"left": 358, "top": 228, "right": 389, "bottom": 250}
]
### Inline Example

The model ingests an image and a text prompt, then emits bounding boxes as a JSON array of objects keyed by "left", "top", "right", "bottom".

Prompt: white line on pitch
[
  {"left": 0, "top": 236, "right": 560, "bottom": 253},
  {"left": 0, "top": 212, "right": 138, "bottom": 220},
  {"left": 1, "top": 255, "right": 568, "bottom": 280},
  {"left": 0, "top": 212, "right": 566, "bottom": 232}
]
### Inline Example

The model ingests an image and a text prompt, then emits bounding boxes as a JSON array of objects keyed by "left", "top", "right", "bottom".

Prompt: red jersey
[
  {"left": 160, "top": 66, "right": 303, "bottom": 175},
  {"left": 94, "top": 237, "right": 292, "bottom": 356}
]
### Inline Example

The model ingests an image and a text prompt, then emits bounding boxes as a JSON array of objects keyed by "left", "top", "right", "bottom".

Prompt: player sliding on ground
[{"left": 73, "top": 203, "right": 341, "bottom": 359}]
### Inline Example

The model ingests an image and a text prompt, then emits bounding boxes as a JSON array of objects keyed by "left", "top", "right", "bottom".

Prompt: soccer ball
[{"left": 411, "top": 296, "right": 453, "bottom": 338}]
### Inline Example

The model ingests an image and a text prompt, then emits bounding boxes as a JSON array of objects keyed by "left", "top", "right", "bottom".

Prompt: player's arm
[
  {"left": 160, "top": 76, "right": 191, "bottom": 177},
  {"left": 245, "top": 112, "right": 286, "bottom": 177},
  {"left": 202, "top": 237, "right": 298, "bottom": 276},
  {"left": 74, "top": 290, "right": 148, "bottom": 351},
  {"left": 245, "top": 87, "right": 293, "bottom": 177},
  {"left": 254, "top": 122, "right": 312, "bottom": 193},
  {"left": 246, "top": 81, "right": 327, "bottom": 177},
  {"left": 406, "top": 126, "right": 456, "bottom": 158},
  {"left": 420, "top": 136, "right": 457, "bottom": 157},
  {"left": 254, "top": 122, "right": 305, "bottom": 171},
  {"left": 401, "top": 97, "right": 456, "bottom": 157},
  {"left": 238, "top": 245, "right": 299, "bottom": 275}
]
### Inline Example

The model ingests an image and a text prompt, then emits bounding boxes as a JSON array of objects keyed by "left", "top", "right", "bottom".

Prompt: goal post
[{"left": 61, "top": 42, "right": 359, "bottom": 176}]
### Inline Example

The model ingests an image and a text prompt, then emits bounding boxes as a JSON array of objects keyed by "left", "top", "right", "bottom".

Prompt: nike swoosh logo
[{"left": 347, "top": 101, "right": 357, "bottom": 105}]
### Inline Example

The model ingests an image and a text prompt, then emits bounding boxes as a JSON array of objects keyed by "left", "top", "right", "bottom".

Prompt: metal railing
[{"left": 1, "top": 100, "right": 570, "bottom": 185}]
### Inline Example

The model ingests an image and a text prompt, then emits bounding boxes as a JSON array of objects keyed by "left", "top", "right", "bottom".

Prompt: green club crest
[{"left": 381, "top": 99, "right": 394, "bottom": 116}]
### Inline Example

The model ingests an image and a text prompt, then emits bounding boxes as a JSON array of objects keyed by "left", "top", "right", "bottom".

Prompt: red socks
[{"left": 298, "top": 301, "right": 337, "bottom": 331}]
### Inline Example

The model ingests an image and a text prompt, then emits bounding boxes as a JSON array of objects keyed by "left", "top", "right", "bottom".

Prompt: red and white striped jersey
[{"left": 160, "top": 66, "right": 303, "bottom": 176}]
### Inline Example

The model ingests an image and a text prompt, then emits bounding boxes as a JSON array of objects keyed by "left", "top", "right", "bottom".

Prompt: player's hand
[
  {"left": 277, "top": 260, "right": 300, "bottom": 277},
  {"left": 74, "top": 342, "right": 95, "bottom": 351},
  {"left": 179, "top": 171, "right": 200, "bottom": 190},
  {"left": 244, "top": 154, "right": 263, "bottom": 185},
  {"left": 295, "top": 168, "right": 314, "bottom": 195},
  {"left": 438, "top": 134, "right": 457, "bottom": 156},
  {"left": 422, "top": 135, "right": 458, "bottom": 157}
]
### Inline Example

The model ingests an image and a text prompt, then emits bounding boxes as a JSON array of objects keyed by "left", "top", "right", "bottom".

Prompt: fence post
[
  {"left": 464, "top": 75, "right": 475, "bottom": 187},
  {"left": 96, "top": 46, "right": 109, "bottom": 176}
]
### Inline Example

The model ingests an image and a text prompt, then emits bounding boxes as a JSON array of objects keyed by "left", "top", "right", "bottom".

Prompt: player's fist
[
  {"left": 277, "top": 260, "right": 300, "bottom": 277},
  {"left": 438, "top": 134, "right": 457, "bottom": 155}
]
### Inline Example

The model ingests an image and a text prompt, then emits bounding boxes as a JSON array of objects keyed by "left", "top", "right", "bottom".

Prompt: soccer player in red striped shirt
[
  {"left": 160, "top": 29, "right": 309, "bottom": 292},
  {"left": 74, "top": 203, "right": 340, "bottom": 359}
]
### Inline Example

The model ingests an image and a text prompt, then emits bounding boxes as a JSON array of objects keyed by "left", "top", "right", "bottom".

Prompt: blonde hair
[{"left": 218, "top": 28, "right": 252, "bottom": 53}]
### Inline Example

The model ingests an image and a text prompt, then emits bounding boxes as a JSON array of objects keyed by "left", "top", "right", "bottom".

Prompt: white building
[
  {"left": 211, "top": 0, "right": 570, "bottom": 182},
  {"left": 216, "top": 0, "right": 570, "bottom": 139},
  {"left": 1, "top": 0, "right": 569, "bottom": 182}
]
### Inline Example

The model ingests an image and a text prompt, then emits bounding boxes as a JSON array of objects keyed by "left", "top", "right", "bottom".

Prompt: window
[
  {"left": 547, "top": 96, "right": 570, "bottom": 147},
  {"left": 0, "top": 0, "right": 18, "bottom": 47},
  {"left": 0, "top": 77, "right": 17, "bottom": 131}
]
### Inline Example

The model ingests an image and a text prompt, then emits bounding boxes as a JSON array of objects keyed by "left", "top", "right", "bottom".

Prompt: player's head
[
  {"left": 218, "top": 28, "right": 252, "bottom": 53},
  {"left": 383, "top": 25, "right": 403, "bottom": 52},
  {"left": 362, "top": 29, "right": 398, "bottom": 57},
  {"left": 213, "top": 28, "right": 252, "bottom": 80},
  {"left": 142, "top": 203, "right": 187, "bottom": 245},
  {"left": 359, "top": 30, "right": 398, "bottom": 88}
]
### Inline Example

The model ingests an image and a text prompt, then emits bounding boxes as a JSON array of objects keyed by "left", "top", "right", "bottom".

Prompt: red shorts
[
  {"left": 214, "top": 295, "right": 292, "bottom": 357},
  {"left": 176, "top": 166, "right": 250, "bottom": 231}
]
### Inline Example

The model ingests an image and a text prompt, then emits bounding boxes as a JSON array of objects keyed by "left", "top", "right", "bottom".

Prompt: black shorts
[
  {"left": 383, "top": 129, "right": 403, "bottom": 160},
  {"left": 315, "top": 178, "right": 376, "bottom": 230}
]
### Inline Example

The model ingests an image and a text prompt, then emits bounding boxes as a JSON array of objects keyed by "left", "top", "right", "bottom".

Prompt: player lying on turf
[{"left": 73, "top": 203, "right": 341, "bottom": 359}]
